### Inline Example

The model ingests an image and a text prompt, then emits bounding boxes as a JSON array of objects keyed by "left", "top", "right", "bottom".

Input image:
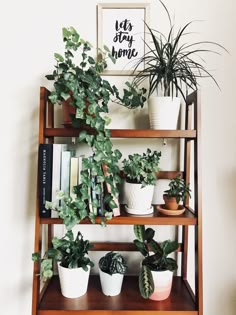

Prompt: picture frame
[{"left": 97, "top": 3, "right": 150, "bottom": 76}]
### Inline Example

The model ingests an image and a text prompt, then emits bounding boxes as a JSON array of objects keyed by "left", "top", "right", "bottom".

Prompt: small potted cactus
[{"left": 98, "top": 251, "right": 127, "bottom": 296}]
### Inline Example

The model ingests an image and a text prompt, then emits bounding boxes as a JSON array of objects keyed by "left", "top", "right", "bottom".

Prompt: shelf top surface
[
  {"left": 40, "top": 207, "right": 197, "bottom": 226},
  {"left": 44, "top": 128, "right": 196, "bottom": 139},
  {"left": 39, "top": 275, "right": 197, "bottom": 313}
]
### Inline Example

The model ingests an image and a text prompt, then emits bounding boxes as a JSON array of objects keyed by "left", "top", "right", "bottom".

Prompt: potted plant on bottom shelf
[
  {"left": 32, "top": 230, "right": 94, "bottom": 298},
  {"left": 122, "top": 149, "right": 161, "bottom": 215},
  {"left": 159, "top": 175, "right": 191, "bottom": 215},
  {"left": 98, "top": 251, "right": 127, "bottom": 296},
  {"left": 133, "top": 225, "right": 178, "bottom": 300}
]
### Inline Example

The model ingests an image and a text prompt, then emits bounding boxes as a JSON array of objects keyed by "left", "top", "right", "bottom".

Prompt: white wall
[{"left": 0, "top": 0, "right": 236, "bottom": 315}]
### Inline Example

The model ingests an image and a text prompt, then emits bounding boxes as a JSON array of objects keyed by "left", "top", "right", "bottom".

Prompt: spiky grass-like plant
[{"left": 132, "top": 0, "right": 227, "bottom": 101}]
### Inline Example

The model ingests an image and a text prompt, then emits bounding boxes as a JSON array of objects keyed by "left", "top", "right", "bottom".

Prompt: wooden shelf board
[
  {"left": 44, "top": 128, "right": 196, "bottom": 139},
  {"left": 40, "top": 207, "right": 197, "bottom": 226},
  {"left": 38, "top": 275, "right": 197, "bottom": 315}
]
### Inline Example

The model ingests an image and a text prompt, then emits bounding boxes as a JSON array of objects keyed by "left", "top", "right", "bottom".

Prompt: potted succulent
[
  {"left": 32, "top": 230, "right": 94, "bottom": 298},
  {"left": 133, "top": 225, "right": 178, "bottom": 300},
  {"left": 98, "top": 251, "right": 127, "bottom": 296},
  {"left": 44, "top": 27, "right": 147, "bottom": 227},
  {"left": 122, "top": 149, "right": 161, "bottom": 215},
  {"left": 163, "top": 175, "right": 191, "bottom": 211},
  {"left": 131, "top": 0, "right": 227, "bottom": 129}
]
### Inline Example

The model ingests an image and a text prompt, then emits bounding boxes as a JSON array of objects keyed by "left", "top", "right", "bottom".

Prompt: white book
[
  {"left": 70, "top": 156, "right": 79, "bottom": 200},
  {"left": 60, "top": 151, "right": 71, "bottom": 200},
  {"left": 78, "top": 154, "right": 85, "bottom": 185},
  {"left": 51, "top": 144, "right": 67, "bottom": 218}
]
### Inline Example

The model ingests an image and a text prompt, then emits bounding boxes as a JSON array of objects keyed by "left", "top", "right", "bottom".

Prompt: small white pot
[
  {"left": 124, "top": 182, "right": 154, "bottom": 215},
  {"left": 99, "top": 269, "right": 124, "bottom": 296},
  {"left": 58, "top": 263, "right": 90, "bottom": 298},
  {"left": 148, "top": 96, "right": 180, "bottom": 130},
  {"left": 149, "top": 270, "right": 173, "bottom": 301}
]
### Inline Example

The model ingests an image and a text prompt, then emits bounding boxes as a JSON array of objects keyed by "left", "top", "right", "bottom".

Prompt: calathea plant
[
  {"left": 99, "top": 251, "right": 127, "bottom": 275},
  {"left": 133, "top": 225, "right": 178, "bottom": 299},
  {"left": 32, "top": 230, "right": 94, "bottom": 281},
  {"left": 45, "top": 27, "right": 146, "bottom": 227}
]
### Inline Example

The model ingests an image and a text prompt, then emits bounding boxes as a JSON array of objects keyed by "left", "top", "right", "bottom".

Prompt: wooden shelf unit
[{"left": 32, "top": 87, "right": 203, "bottom": 315}]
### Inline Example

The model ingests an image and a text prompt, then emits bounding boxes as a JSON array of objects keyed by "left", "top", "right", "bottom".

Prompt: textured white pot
[
  {"left": 149, "top": 270, "right": 173, "bottom": 301},
  {"left": 148, "top": 96, "right": 180, "bottom": 129},
  {"left": 99, "top": 269, "right": 124, "bottom": 296},
  {"left": 124, "top": 182, "right": 154, "bottom": 215},
  {"left": 58, "top": 263, "right": 90, "bottom": 298}
]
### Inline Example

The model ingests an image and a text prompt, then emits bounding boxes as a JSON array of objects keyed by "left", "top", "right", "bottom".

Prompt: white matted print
[{"left": 97, "top": 3, "right": 150, "bottom": 75}]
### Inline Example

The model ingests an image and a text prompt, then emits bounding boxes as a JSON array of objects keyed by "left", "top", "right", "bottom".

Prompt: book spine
[
  {"left": 38, "top": 144, "right": 53, "bottom": 218},
  {"left": 70, "top": 156, "right": 79, "bottom": 200},
  {"left": 102, "top": 163, "right": 120, "bottom": 216}
]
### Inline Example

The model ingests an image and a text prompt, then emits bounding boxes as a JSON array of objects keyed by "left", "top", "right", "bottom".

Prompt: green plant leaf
[{"left": 139, "top": 265, "right": 154, "bottom": 299}]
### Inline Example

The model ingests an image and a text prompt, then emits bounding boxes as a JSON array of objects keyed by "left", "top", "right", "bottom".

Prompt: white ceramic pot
[
  {"left": 148, "top": 96, "right": 180, "bottom": 129},
  {"left": 99, "top": 269, "right": 124, "bottom": 296},
  {"left": 149, "top": 270, "right": 173, "bottom": 301},
  {"left": 124, "top": 182, "right": 154, "bottom": 215},
  {"left": 58, "top": 263, "right": 90, "bottom": 298}
]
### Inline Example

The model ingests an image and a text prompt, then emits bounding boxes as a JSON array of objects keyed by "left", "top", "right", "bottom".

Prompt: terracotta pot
[
  {"left": 163, "top": 194, "right": 179, "bottom": 210},
  {"left": 62, "top": 98, "right": 75, "bottom": 127}
]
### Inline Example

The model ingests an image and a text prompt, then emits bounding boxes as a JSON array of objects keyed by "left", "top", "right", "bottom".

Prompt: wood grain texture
[{"left": 38, "top": 276, "right": 197, "bottom": 314}]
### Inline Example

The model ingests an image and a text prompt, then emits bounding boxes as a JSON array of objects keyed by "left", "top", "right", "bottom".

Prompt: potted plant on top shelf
[
  {"left": 44, "top": 26, "right": 146, "bottom": 227},
  {"left": 98, "top": 251, "right": 127, "bottom": 296},
  {"left": 158, "top": 175, "right": 191, "bottom": 215},
  {"left": 133, "top": 224, "right": 178, "bottom": 301},
  {"left": 130, "top": 0, "right": 227, "bottom": 130},
  {"left": 32, "top": 230, "right": 94, "bottom": 298},
  {"left": 122, "top": 149, "right": 161, "bottom": 215}
]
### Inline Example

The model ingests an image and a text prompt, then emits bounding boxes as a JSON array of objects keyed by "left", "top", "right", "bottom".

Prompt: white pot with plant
[
  {"left": 131, "top": 1, "right": 227, "bottom": 130},
  {"left": 99, "top": 251, "right": 127, "bottom": 296},
  {"left": 122, "top": 149, "right": 161, "bottom": 215},
  {"left": 32, "top": 230, "right": 94, "bottom": 298},
  {"left": 133, "top": 225, "right": 178, "bottom": 301}
]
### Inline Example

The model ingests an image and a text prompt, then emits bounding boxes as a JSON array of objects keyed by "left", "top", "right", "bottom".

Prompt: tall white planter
[
  {"left": 149, "top": 270, "right": 173, "bottom": 301},
  {"left": 58, "top": 263, "right": 90, "bottom": 298},
  {"left": 124, "top": 182, "right": 154, "bottom": 215},
  {"left": 99, "top": 269, "right": 124, "bottom": 296},
  {"left": 148, "top": 96, "right": 180, "bottom": 129}
]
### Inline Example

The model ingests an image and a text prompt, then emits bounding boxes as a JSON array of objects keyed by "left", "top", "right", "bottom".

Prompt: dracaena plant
[
  {"left": 133, "top": 225, "right": 178, "bottom": 299},
  {"left": 99, "top": 251, "right": 127, "bottom": 275},
  {"left": 164, "top": 174, "right": 191, "bottom": 203},
  {"left": 122, "top": 149, "right": 161, "bottom": 187},
  {"left": 131, "top": 0, "right": 227, "bottom": 101},
  {"left": 45, "top": 27, "right": 145, "bottom": 227},
  {"left": 32, "top": 230, "right": 94, "bottom": 281}
]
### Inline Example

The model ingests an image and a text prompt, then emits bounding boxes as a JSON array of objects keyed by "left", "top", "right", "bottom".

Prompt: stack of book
[{"left": 38, "top": 144, "right": 120, "bottom": 218}]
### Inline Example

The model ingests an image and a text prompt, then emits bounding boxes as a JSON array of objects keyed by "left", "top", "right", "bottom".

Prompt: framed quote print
[{"left": 97, "top": 3, "right": 150, "bottom": 75}]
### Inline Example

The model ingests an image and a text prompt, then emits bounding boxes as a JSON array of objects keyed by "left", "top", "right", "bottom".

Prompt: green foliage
[
  {"left": 32, "top": 230, "right": 94, "bottom": 281},
  {"left": 44, "top": 27, "right": 147, "bottom": 227},
  {"left": 164, "top": 174, "right": 191, "bottom": 203},
  {"left": 99, "top": 251, "right": 127, "bottom": 275},
  {"left": 122, "top": 149, "right": 161, "bottom": 187},
  {"left": 131, "top": 0, "right": 228, "bottom": 101},
  {"left": 133, "top": 224, "right": 178, "bottom": 299}
]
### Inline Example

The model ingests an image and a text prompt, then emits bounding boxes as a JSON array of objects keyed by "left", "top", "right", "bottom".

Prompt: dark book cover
[{"left": 38, "top": 144, "right": 53, "bottom": 218}]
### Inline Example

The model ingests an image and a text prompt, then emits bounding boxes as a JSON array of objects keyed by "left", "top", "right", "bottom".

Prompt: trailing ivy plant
[
  {"left": 32, "top": 230, "right": 94, "bottom": 281},
  {"left": 122, "top": 149, "right": 161, "bottom": 187},
  {"left": 133, "top": 225, "right": 178, "bottom": 299},
  {"left": 99, "top": 251, "right": 127, "bottom": 275},
  {"left": 45, "top": 27, "right": 146, "bottom": 228}
]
